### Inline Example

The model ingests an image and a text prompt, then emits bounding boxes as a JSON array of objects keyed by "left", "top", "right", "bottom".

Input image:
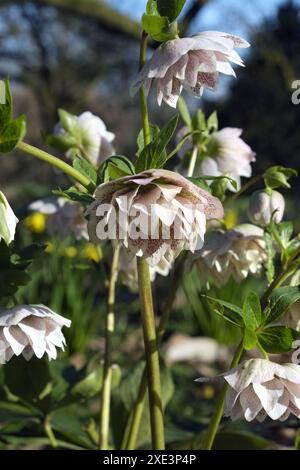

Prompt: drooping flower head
[
  {"left": 55, "top": 111, "right": 115, "bottom": 167},
  {"left": 87, "top": 169, "right": 223, "bottom": 266},
  {"left": 0, "top": 305, "right": 71, "bottom": 363},
  {"left": 195, "top": 224, "right": 267, "bottom": 287},
  {"left": 28, "top": 197, "right": 88, "bottom": 241},
  {"left": 201, "top": 359, "right": 300, "bottom": 422},
  {"left": 0, "top": 190, "right": 18, "bottom": 245},
  {"left": 132, "top": 32, "right": 250, "bottom": 108},
  {"left": 177, "top": 126, "right": 256, "bottom": 192},
  {"left": 248, "top": 190, "right": 285, "bottom": 227}
]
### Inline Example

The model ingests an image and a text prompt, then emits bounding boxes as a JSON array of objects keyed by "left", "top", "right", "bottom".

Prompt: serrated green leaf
[
  {"left": 242, "top": 291, "right": 262, "bottom": 330},
  {"left": 53, "top": 188, "right": 94, "bottom": 205},
  {"left": 243, "top": 328, "right": 258, "bottom": 350},
  {"left": 136, "top": 115, "right": 178, "bottom": 171},
  {"left": 265, "top": 286, "right": 300, "bottom": 325},
  {"left": 264, "top": 166, "right": 297, "bottom": 190},
  {"left": 0, "top": 79, "right": 12, "bottom": 128},
  {"left": 100, "top": 155, "right": 135, "bottom": 182},
  {"left": 0, "top": 115, "right": 26, "bottom": 153},
  {"left": 258, "top": 326, "right": 300, "bottom": 354},
  {"left": 73, "top": 155, "right": 97, "bottom": 185},
  {"left": 137, "top": 124, "right": 160, "bottom": 156}
]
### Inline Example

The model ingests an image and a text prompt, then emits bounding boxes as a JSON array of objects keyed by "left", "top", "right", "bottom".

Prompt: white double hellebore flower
[
  {"left": 28, "top": 197, "right": 88, "bottom": 240},
  {"left": 132, "top": 32, "right": 250, "bottom": 108},
  {"left": 195, "top": 224, "right": 267, "bottom": 287},
  {"left": 86, "top": 169, "right": 223, "bottom": 267},
  {"left": 176, "top": 127, "right": 256, "bottom": 192},
  {"left": 248, "top": 190, "right": 285, "bottom": 227},
  {"left": 55, "top": 111, "right": 115, "bottom": 167},
  {"left": 0, "top": 305, "right": 71, "bottom": 363},
  {"left": 201, "top": 359, "right": 300, "bottom": 422},
  {"left": 0, "top": 191, "right": 18, "bottom": 245}
]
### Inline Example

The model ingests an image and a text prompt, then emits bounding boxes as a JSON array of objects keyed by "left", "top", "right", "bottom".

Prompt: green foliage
[
  {"left": 142, "top": 0, "right": 183, "bottom": 42},
  {"left": 157, "top": 0, "right": 186, "bottom": 22},
  {"left": 258, "top": 326, "right": 300, "bottom": 354},
  {"left": 136, "top": 115, "right": 178, "bottom": 171},
  {"left": 264, "top": 286, "right": 300, "bottom": 325},
  {"left": 264, "top": 166, "right": 297, "bottom": 190},
  {"left": 0, "top": 80, "right": 26, "bottom": 153},
  {"left": 73, "top": 155, "right": 98, "bottom": 186},
  {"left": 100, "top": 155, "right": 135, "bottom": 182},
  {"left": 178, "top": 97, "right": 192, "bottom": 128}
]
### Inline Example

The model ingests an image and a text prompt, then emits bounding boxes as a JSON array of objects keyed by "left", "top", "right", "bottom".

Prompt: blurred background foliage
[{"left": 0, "top": 0, "right": 299, "bottom": 450}]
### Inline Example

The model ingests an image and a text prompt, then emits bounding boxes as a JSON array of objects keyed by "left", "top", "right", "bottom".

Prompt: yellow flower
[
  {"left": 45, "top": 242, "right": 55, "bottom": 253},
  {"left": 83, "top": 243, "right": 102, "bottom": 263},
  {"left": 65, "top": 246, "right": 78, "bottom": 258},
  {"left": 25, "top": 213, "right": 46, "bottom": 234},
  {"left": 224, "top": 209, "right": 237, "bottom": 230}
]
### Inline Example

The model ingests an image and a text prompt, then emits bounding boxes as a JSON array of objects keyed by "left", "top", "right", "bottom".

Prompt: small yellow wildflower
[
  {"left": 65, "top": 246, "right": 78, "bottom": 258},
  {"left": 83, "top": 243, "right": 102, "bottom": 263},
  {"left": 224, "top": 209, "right": 238, "bottom": 230},
  {"left": 25, "top": 213, "right": 46, "bottom": 234}
]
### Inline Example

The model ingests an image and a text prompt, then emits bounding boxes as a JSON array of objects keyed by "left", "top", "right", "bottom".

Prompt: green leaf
[
  {"left": 213, "top": 430, "right": 273, "bottom": 450},
  {"left": 58, "top": 109, "right": 80, "bottom": 135},
  {"left": 0, "top": 268, "right": 31, "bottom": 296},
  {"left": 45, "top": 133, "right": 78, "bottom": 152},
  {"left": 178, "top": 97, "right": 192, "bottom": 128},
  {"left": 0, "top": 79, "right": 12, "bottom": 128},
  {"left": 137, "top": 124, "right": 160, "bottom": 156},
  {"left": 243, "top": 329, "right": 258, "bottom": 350},
  {"left": 166, "top": 130, "right": 200, "bottom": 162},
  {"left": 204, "top": 296, "right": 243, "bottom": 317},
  {"left": 207, "top": 111, "right": 219, "bottom": 132},
  {"left": 100, "top": 155, "right": 135, "bottom": 182},
  {"left": 265, "top": 286, "right": 300, "bottom": 325},
  {"left": 258, "top": 326, "right": 300, "bottom": 354},
  {"left": 142, "top": 14, "right": 170, "bottom": 42},
  {"left": 264, "top": 166, "right": 297, "bottom": 190},
  {"left": 73, "top": 155, "right": 97, "bottom": 185},
  {"left": 277, "top": 222, "right": 294, "bottom": 248},
  {"left": 71, "top": 365, "right": 121, "bottom": 399},
  {"left": 157, "top": 0, "right": 186, "bottom": 22},
  {"left": 187, "top": 177, "right": 211, "bottom": 193},
  {"left": 242, "top": 291, "right": 262, "bottom": 330},
  {"left": 53, "top": 187, "right": 94, "bottom": 205},
  {"left": 0, "top": 115, "right": 27, "bottom": 153},
  {"left": 136, "top": 114, "right": 179, "bottom": 171}
]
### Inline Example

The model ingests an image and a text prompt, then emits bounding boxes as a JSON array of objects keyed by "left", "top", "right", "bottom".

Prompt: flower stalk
[
  {"left": 137, "top": 257, "right": 165, "bottom": 450},
  {"left": 99, "top": 244, "right": 120, "bottom": 450},
  {"left": 17, "top": 141, "right": 95, "bottom": 192}
]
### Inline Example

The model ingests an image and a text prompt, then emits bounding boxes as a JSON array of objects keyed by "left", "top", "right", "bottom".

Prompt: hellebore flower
[
  {"left": 28, "top": 197, "right": 88, "bottom": 240},
  {"left": 248, "top": 190, "right": 285, "bottom": 227},
  {"left": 0, "top": 191, "right": 18, "bottom": 245},
  {"left": 197, "top": 359, "right": 300, "bottom": 422},
  {"left": 195, "top": 224, "right": 267, "bottom": 287},
  {"left": 0, "top": 305, "right": 71, "bottom": 363},
  {"left": 176, "top": 127, "right": 256, "bottom": 191},
  {"left": 86, "top": 169, "right": 223, "bottom": 266},
  {"left": 132, "top": 32, "right": 250, "bottom": 108},
  {"left": 55, "top": 111, "right": 115, "bottom": 167}
]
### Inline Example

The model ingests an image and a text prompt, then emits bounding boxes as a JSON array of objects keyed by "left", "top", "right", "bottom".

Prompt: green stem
[
  {"left": 123, "top": 254, "right": 186, "bottom": 450},
  {"left": 226, "top": 174, "right": 263, "bottom": 205},
  {"left": 187, "top": 145, "right": 199, "bottom": 178},
  {"left": 17, "top": 141, "right": 95, "bottom": 192},
  {"left": 137, "top": 258, "right": 165, "bottom": 450},
  {"left": 139, "top": 31, "right": 151, "bottom": 147},
  {"left": 44, "top": 417, "right": 58, "bottom": 449},
  {"left": 202, "top": 341, "right": 244, "bottom": 450},
  {"left": 99, "top": 245, "right": 120, "bottom": 450}
]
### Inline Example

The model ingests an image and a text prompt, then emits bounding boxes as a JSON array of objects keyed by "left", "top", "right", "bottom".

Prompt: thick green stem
[
  {"left": 137, "top": 258, "right": 165, "bottom": 450},
  {"left": 202, "top": 341, "right": 244, "bottom": 450},
  {"left": 187, "top": 145, "right": 199, "bottom": 178},
  {"left": 139, "top": 31, "right": 151, "bottom": 146},
  {"left": 44, "top": 417, "right": 58, "bottom": 448},
  {"left": 17, "top": 141, "right": 95, "bottom": 191},
  {"left": 123, "top": 254, "right": 186, "bottom": 450},
  {"left": 99, "top": 245, "right": 120, "bottom": 450}
]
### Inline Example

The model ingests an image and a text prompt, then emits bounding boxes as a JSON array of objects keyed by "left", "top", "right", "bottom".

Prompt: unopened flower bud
[{"left": 248, "top": 190, "right": 285, "bottom": 227}]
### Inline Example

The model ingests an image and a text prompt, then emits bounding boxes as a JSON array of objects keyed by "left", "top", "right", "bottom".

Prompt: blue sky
[{"left": 106, "top": 0, "right": 300, "bottom": 39}]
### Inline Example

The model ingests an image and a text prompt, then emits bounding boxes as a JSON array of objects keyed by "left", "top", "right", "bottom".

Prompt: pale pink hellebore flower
[
  {"left": 87, "top": 169, "right": 223, "bottom": 266},
  {"left": 195, "top": 224, "right": 267, "bottom": 287},
  {"left": 205, "top": 359, "right": 300, "bottom": 422},
  {"left": 248, "top": 190, "right": 285, "bottom": 227},
  {"left": 0, "top": 305, "right": 71, "bottom": 363},
  {"left": 132, "top": 32, "right": 250, "bottom": 108}
]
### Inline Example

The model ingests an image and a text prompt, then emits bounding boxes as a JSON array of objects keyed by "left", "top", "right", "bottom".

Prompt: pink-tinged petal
[
  {"left": 198, "top": 72, "right": 219, "bottom": 90},
  {"left": 163, "top": 79, "right": 183, "bottom": 108},
  {"left": 22, "top": 346, "right": 34, "bottom": 361},
  {"left": 196, "top": 31, "right": 250, "bottom": 49},
  {"left": 184, "top": 52, "right": 201, "bottom": 88},
  {"left": 239, "top": 385, "right": 263, "bottom": 422},
  {"left": 3, "top": 326, "right": 28, "bottom": 356},
  {"left": 223, "top": 359, "right": 278, "bottom": 393},
  {"left": 18, "top": 322, "right": 46, "bottom": 359},
  {"left": 253, "top": 379, "right": 286, "bottom": 419}
]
